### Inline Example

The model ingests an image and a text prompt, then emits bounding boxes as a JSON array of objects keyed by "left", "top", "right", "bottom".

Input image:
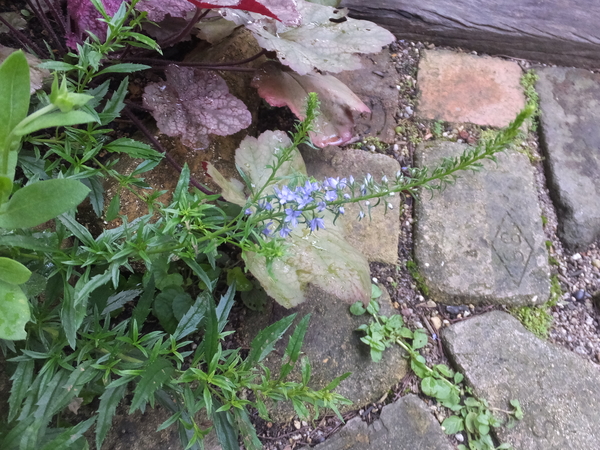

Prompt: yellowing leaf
[{"left": 206, "top": 163, "right": 247, "bottom": 206}]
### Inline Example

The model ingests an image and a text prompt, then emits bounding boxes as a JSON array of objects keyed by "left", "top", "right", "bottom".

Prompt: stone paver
[
  {"left": 416, "top": 50, "right": 525, "bottom": 127},
  {"left": 335, "top": 49, "right": 400, "bottom": 143},
  {"left": 301, "top": 145, "right": 401, "bottom": 265},
  {"left": 241, "top": 285, "right": 408, "bottom": 421},
  {"left": 443, "top": 311, "right": 600, "bottom": 450},
  {"left": 414, "top": 142, "right": 550, "bottom": 306},
  {"left": 300, "top": 395, "right": 454, "bottom": 450},
  {"left": 536, "top": 67, "right": 600, "bottom": 250}
]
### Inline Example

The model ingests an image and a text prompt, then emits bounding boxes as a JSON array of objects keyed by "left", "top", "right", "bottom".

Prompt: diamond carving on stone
[{"left": 492, "top": 212, "right": 533, "bottom": 286}]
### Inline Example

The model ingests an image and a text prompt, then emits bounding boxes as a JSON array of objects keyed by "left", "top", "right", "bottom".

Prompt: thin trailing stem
[
  {"left": 0, "top": 14, "right": 46, "bottom": 57},
  {"left": 40, "top": 0, "right": 67, "bottom": 36},
  {"left": 159, "top": 8, "right": 208, "bottom": 48},
  {"left": 123, "top": 107, "right": 215, "bottom": 196},
  {"left": 126, "top": 49, "right": 267, "bottom": 69},
  {"left": 27, "top": 0, "right": 67, "bottom": 56}
]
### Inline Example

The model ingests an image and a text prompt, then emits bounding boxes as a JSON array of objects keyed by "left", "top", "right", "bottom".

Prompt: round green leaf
[
  {"left": 0, "top": 279, "right": 31, "bottom": 340},
  {"left": 349, "top": 301, "right": 366, "bottom": 316},
  {"left": 442, "top": 415, "right": 464, "bottom": 434},
  {"left": 0, "top": 257, "right": 31, "bottom": 284}
]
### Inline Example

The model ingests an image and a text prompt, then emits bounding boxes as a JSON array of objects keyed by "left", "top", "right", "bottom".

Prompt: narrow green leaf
[
  {"left": 202, "top": 298, "right": 219, "bottom": 368},
  {"left": 130, "top": 358, "right": 174, "bottom": 413},
  {"left": 233, "top": 408, "right": 262, "bottom": 450},
  {"left": 0, "top": 50, "right": 29, "bottom": 147},
  {"left": 323, "top": 371, "right": 351, "bottom": 391},
  {"left": 102, "top": 289, "right": 142, "bottom": 315},
  {"left": 8, "top": 359, "right": 34, "bottom": 421},
  {"left": 284, "top": 314, "right": 310, "bottom": 365},
  {"left": 173, "top": 292, "right": 208, "bottom": 340},
  {"left": 212, "top": 409, "right": 238, "bottom": 450},
  {"left": 37, "top": 61, "right": 76, "bottom": 71},
  {"left": 132, "top": 276, "right": 155, "bottom": 327},
  {"left": 14, "top": 110, "right": 97, "bottom": 136},
  {"left": 182, "top": 257, "right": 216, "bottom": 293},
  {"left": 246, "top": 314, "right": 296, "bottom": 367},
  {"left": 57, "top": 213, "right": 95, "bottom": 246},
  {"left": 105, "top": 192, "right": 120, "bottom": 221},
  {"left": 104, "top": 138, "right": 163, "bottom": 161},
  {"left": 216, "top": 283, "right": 235, "bottom": 333},
  {"left": 301, "top": 356, "right": 311, "bottom": 385},
  {"left": 0, "top": 257, "right": 31, "bottom": 285},
  {"left": 0, "top": 279, "right": 30, "bottom": 340},
  {"left": 86, "top": 175, "right": 104, "bottom": 216},
  {"left": 0, "top": 179, "right": 90, "bottom": 229},
  {"left": 173, "top": 163, "right": 190, "bottom": 202},
  {"left": 40, "top": 416, "right": 96, "bottom": 450},
  {"left": 96, "top": 384, "right": 127, "bottom": 449},
  {"left": 96, "top": 63, "right": 151, "bottom": 76}
]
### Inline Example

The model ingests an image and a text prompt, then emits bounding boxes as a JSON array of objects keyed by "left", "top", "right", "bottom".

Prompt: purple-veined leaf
[
  {"left": 142, "top": 65, "right": 251, "bottom": 150},
  {"left": 135, "top": 0, "right": 196, "bottom": 22},
  {"left": 66, "top": 0, "right": 123, "bottom": 48},
  {"left": 252, "top": 62, "right": 370, "bottom": 147},
  {"left": 228, "top": 1, "right": 395, "bottom": 75},
  {"left": 187, "top": 0, "right": 301, "bottom": 25}
]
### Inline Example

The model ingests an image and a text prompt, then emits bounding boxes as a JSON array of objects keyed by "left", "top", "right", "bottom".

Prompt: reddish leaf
[
  {"left": 66, "top": 0, "right": 123, "bottom": 48},
  {"left": 136, "top": 0, "right": 196, "bottom": 22},
  {"left": 143, "top": 65, "right": 251, "bottom": 149},
  {"left": 252, "top": 62, "right": 370, "bottom": 147},
  {"left": 186, "top": 0, "right": 300, "bottom": 25}
]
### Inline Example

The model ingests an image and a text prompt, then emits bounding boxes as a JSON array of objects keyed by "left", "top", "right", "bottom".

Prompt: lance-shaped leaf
[
  {"left": 230, "top": 1, "right": 395, "bottom": 75},
  {"left": 187, "top": 0, "right": 301, "bottom": 25},
  {"left": 135, "top": 0, "right": 196, "bottom": 22},
  {"left": 143, "top": 65, "right": 251, "bottom": 150},
  {"left": 252, "top": 62, "right": 370, "bottom": 147},
  {"left": 243, "top": 214, "right": 371, "bottom": 308}
]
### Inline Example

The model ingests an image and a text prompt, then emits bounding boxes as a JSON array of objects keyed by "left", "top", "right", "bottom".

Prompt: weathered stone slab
[
  {"left": 442, "top": 311, "right": 600, "bottom": 450},
  {"left": 536, "top": 67, "right": 600, "bottom": 250},
  {"left": 301, "top": 145, "right": 400, "bottom": 264},
  {"left": 414, "top": 142, "right": 550, "bottom": 306},
  {"left": 416, "top": 50, "right": 525, "bottom": 128},
  {"left": 335, "top": 49, "right": 400, "bottom": 143},
  {"left": 299, "top": 395, "right": 453, "bottom": 450},
  {"left": 340, "top": 0, "right": 600, "bottom": 68},
  {"left": 241, "top": 285, "right": 408, "bottom": 420}
]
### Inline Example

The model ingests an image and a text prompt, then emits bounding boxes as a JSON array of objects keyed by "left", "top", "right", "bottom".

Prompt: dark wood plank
[{"left": 340, "top": 0, "right": 600, "bottom": 68}]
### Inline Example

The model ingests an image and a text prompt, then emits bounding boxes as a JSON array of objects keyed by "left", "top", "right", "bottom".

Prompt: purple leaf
[
  {"left": 143, "top": 65, "right": 251, "bottom": 150},
  {"left": 66, "top": 0, "right": 123, "bottom": 48},
  {"left": 252, "top": 62, "right": 370, "bottom": 147},
  {"left": 135, "top": 0, "right": 196, "bottom": 22}
]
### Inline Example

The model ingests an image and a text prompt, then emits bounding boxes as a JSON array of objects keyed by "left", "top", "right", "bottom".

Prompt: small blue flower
[
  {"left": 244, "top": 208, "right": 252, "bottom": 215},
  {"left": 284, "top": 208, "right": 302, "bottom": 227},
  {"left": 296, "top": 194, "right": 314, "bottom": 209},
  {"left": 309, "top": 217, "right": 325, "bottom": 232},
  {"left": 280, "top": 227, "right": 292, "bottom": 238},
  {"left": 317, "top": 201, "right": 326, "bottom": 212},
  {"left": 323, "top": 177, "right": 340, "bottom": 190},
  {"left": 258, "top": 200, "right": 273, "bottom": 211},
  {"left": 262, "top": 221, "right": 273, "bottom": 236},
  {"left": 339, "top": 206, "right": 345, "bottom": 215},
  {"left": 274, "top": 186, "right": 297, "bottom": 204},
  {"left": 324, "top": 190, "right": 338, "bottom": 202}
]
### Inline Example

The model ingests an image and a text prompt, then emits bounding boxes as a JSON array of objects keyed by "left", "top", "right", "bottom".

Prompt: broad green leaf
[
  {"left": 205, "top": 163, "right": 246, "bottom": 206},
  {"left": 243, "top": 214, "right": 371, "bottom": 308},
  {"left": 0, "top": 257, "right": 31, "bottom": 284},
  {"left": 0, "top": 175, "right": 12, "bottom": 204},
  {"left": 371, "top": 284, "right": 383, "bottom": 299},
  {"left": 246, "top": 314, "right": 296, "bottom": 367},
  {"left": 442, "top": 415, "right": 464, "bottom": 434},
  {"left": 173, "top": 292, "right": 208, "bottom": 340},
  {"left": 349, "top": 301, "right": 366, "bottom": 316},
  {"left": 96, "top": 384, "right": 127, "bottom": 449},
  {"left": 0, "top": 50, "right": 29, "bottom": 148},
  {"left": 238, "top": 2, "right": 394, "bottom": 75},
  {"left": 421, "top": 377, "right": 437, "bottom": 397},
  {"left": 173, "top": 292, "right": 194, "bottom": 321},
  {"left": 240, "top": 284, "right": 268, "bottom": 312},
  {"left": 0, "top": 279, "right": 30, "bottom": 340},
  {"left": 235, "top": 130, "right": 306, "bottom": 190},
  {"left": 13, "top": 110, "right": 97, "bottom": 136},
  {"left": 0, "top": 179, "right": 90, "bottom": 229},
  {"left": 153, "top": 288, "right": 183, "bottom": 334},
  {"left": 130, "top": 358, "right": 174, "bottom": 413},
  {"left": 412, "top": 330, "right": 429, "bottom": 350},
  {"left": 226, "top": 267, "right": 253, "bottom": 292}
]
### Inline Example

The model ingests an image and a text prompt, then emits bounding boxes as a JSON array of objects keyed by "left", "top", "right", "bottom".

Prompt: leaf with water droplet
[{"left": 143, "top": 65, "right": 251, "bottom": 149}]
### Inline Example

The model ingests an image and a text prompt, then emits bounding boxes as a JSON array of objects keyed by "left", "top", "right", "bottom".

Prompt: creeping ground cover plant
[{"left": 0, "top": 0, "right": 534, "bottom": 448}]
